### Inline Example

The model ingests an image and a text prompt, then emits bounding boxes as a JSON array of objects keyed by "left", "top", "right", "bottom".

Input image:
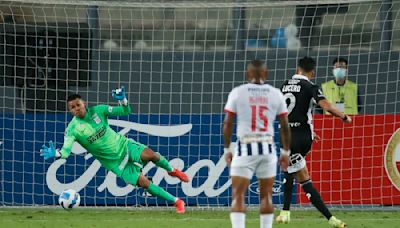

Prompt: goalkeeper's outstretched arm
[
  {"left": 107, "top": 86, "right": 132, "bottom": 116},
  {"left": 40, "top": 128, "right": 76, "bottom": 160},
  {"left": 58, "top": 132, "right": 76, "bottom": 159},
  {"left": 103, "top": 103, "right": 132, "bottom": 117}
]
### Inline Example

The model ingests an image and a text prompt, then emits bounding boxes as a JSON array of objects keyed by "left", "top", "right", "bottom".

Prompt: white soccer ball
[{"left": 59, "top": 189, "right": 80, "bottom": 210}]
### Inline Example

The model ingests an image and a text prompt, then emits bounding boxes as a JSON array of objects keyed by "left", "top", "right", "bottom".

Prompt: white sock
[
  {"left": 260, "top": 213, "right": 274, "bottom": 228},
  {"left": 230, "top": 212, "right": 245, "bottom": 228}
]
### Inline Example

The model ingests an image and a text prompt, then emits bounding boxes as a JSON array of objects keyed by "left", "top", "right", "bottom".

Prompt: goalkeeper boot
[
  {"left": 275, "top": 210, "right": 290, "bottom": 224},
  {"left": 174, "top": 198, "right": 185, "bottom": 214},
  {"left": 168, "top": 168, "right": 189, "bottom": 182},
  {"left": 328, "top": 216, "right": 347, "bottom": 228}
]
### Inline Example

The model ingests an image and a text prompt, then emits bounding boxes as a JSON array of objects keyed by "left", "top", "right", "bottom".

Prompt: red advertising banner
[{"left": 298, "top": 114, "right": 400, "bottom": 205}]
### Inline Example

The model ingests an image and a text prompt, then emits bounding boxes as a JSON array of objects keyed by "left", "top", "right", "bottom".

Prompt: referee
[{"left": 276, "top": 57, "right": 351, "bottom": 228}]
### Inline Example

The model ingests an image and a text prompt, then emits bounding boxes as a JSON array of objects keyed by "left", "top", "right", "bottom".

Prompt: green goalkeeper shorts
[{"left": 119, "top": 140, "right": 147, "bottom": 186}]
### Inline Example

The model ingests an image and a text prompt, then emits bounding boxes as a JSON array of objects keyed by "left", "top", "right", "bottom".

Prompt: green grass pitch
[{"left": 0, "top": 208, "right": 399, "bottom": 228}]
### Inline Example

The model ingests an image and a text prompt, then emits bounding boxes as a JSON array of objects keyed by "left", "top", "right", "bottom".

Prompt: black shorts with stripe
[{"left": 289, "top": 129, "right": 313, "bottom": 157}]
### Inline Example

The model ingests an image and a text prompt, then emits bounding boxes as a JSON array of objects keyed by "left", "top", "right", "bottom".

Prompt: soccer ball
[{"left": 58, "top": 189, "right": 80, "bottom": 210}]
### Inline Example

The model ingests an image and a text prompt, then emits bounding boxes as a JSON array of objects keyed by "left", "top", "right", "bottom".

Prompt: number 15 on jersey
[{"left": 251, "top": 105, "right": 268, "bottom": 132}]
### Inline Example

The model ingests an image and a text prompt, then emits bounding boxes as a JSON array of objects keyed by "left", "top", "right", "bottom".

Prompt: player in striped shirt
[{"left": 224, "top": 60, "right": 291, "bottom": 228}]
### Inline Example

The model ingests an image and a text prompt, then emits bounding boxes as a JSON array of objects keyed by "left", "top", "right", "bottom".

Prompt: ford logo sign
[{"left": 248, "top": 180, "right": 284, "bottom": 196}]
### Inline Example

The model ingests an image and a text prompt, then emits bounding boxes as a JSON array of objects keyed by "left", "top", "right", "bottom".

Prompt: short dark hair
[
  {"left": 67, "top": 94, "right": 82, "bottom": 102},
  {"left": 332, "top": 57, "right": 348, "bottom": 66},
  {"left": 298, "top": 56, "right": 316, "bottom": 73}
]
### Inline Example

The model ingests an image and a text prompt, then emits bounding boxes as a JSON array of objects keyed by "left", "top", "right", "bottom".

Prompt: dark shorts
[{"left": 290, "top": 129, "right": 313, "bottom": 157}]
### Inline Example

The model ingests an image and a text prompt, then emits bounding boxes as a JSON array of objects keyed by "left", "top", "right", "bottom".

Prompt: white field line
[{"left": 1, "top": 217, "right": 400, "bottom": 222}]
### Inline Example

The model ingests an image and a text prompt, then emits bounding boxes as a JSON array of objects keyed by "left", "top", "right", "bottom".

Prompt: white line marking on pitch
[{"left": 1, "top": 218, "right": 400, "bottom": 222}]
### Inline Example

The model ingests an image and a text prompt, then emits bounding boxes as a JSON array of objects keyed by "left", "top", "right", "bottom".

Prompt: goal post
[{"left": 0, "top": 0, "right": 400, "bottom": 209}]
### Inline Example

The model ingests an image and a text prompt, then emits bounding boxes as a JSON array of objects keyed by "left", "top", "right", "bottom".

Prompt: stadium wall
[
  {"left": 0, "top": 113, "right": 293, "bottom": 206},
  {"left": 1, "top": 113, "right": 400, "bottom": 206}
]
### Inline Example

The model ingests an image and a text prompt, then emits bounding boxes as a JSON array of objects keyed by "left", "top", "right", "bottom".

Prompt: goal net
[{"left": 1, "top": 0, "right": 400, "bottom": 209}]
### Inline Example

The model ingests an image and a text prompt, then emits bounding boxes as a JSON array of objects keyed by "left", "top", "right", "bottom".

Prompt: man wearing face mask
[{"left": 321, "top": 57, "right": 361, "bottom": 114}]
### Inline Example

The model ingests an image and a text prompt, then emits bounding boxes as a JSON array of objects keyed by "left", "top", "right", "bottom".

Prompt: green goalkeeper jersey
[{"left": 59, "top": 104, "right": 132, "bottom": 170}]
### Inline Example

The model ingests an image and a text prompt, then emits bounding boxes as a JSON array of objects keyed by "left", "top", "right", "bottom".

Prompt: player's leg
[
  {"left": 128, "top": 140, "right": 189, "bottom": 182},
  {"left": 282, "top": 171, "right": 294, "bottom": 210},
  {"left": 277, "top": 131, "right": 309, "bottom": 224},
  {"left": 275, "top": 171, "right": 294, "bottom": 224},
  {"left": 296, "top": 166, "right": 346, "bottom": 228},
  {"left": 136, "top": 173, "right": 176, "bottom": 203},
  {"left": 258, "top": 177, "right": 275, "bottom": 228},
  {"left": 140, "top": 147, "right": 172, "bottom": 172},
  {"left": 296, "top": 165, "right": 332, "bottom": 219},
  {"left": 230, "top": 176, "right": 250, "bottom": 228},
  {"left": 255, "top": 154, "right": 277, "bottom": 228},
  {"left": 136, "top": 173, "right": 185, "bottom": 213},
  {"left": 140, "top": 147, "right": 189, "bottom": 182},
  {"left": 230, "top": 156, "right": 256, "bottom": 228},
  {"left": 120, "top": 163, "right": 185, "bottom": 214}
]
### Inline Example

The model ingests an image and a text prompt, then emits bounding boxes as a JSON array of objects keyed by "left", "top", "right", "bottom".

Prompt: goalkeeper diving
[{"left": 40, "top": 86, "right": 188, "bottom": 213}]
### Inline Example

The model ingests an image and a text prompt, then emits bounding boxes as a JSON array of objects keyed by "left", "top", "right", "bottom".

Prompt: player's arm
[
  {"left": 223, "top": 111, "right": 234, "bottom": 149},
  {"left": 277, "top": 91, "right": 290, "bottom": 170},
  {"left": 58, "top": 131, "right": 77, "bottom": 159},
  {"left": 103, "top": 104, "right": 132, "bottom": 116},
  {"left": 223, "top": 88, "right": 237, "bottom": 166},
  {"left": 278, "top": 114, "right": 290, "bottom": 170},
  {"left": 107, "top": 86, "right": 132, "bottom": 116},
  {"left": 279, "top": 114, "right": 291, "bottom": 152},
  {"left": 318, "top": 99, "right": 351, "bottom": 123},
  {"left": 312, "top": 84, "right": 351, "bottom": 123},
  {"left": 223, "top": 111, "right": 235, "bottom": 166},
  {"left": 40, "top": 127, "right": 76, "bottom": 160}
]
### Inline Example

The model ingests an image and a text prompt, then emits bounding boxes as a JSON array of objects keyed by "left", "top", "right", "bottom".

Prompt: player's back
[
  {"left": 225, "top": 83, "right": 287, "bottom": 139},
  {"left": 281, "top": 74, "right": 325, "bottom": 132},
  {"left": 225, "top": 82, "right": 288, "bottom": 179}
]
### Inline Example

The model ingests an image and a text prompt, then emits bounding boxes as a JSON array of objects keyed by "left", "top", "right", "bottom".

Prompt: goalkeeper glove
[
  {"left": 40, "top": 141, "right": 60, "bottom": 160},
  {"left": 112, "top": 86, "right": 128, "bottom": 105}
]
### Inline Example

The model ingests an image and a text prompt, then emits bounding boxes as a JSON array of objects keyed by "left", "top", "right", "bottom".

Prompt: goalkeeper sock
[
  {"left": 300, "top": 179, "right": 332, "bottom": 220},
  {"left": 282, "top": 172, "right": 294, "bottom": 211},
  {"left": 146, "top": 183, "right": 176, "bottom": 203},
  {"left": 154, "top": 153, "right": 173, "bottom": 172},
  {"left": 260, "top": 213, "right": 273, "bottom": 228},
  {"left": 230, "top": 212, "right": 245, "bottom": 228}
]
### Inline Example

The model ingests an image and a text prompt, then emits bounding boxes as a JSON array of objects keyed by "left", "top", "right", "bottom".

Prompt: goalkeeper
[{"left": 40, "top": 86, "right": 188, "bottom": 213}]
